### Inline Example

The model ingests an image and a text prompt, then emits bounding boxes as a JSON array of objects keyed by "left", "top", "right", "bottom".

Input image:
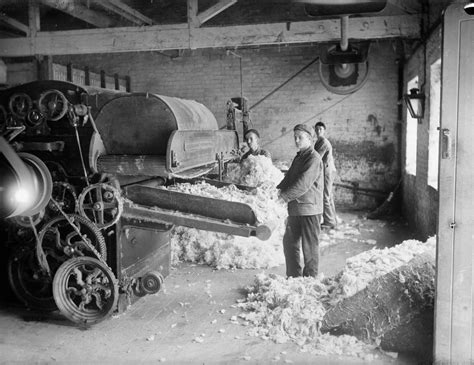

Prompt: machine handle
[{"left": 441, "top": 128, "right": 452, "bottom": 159}]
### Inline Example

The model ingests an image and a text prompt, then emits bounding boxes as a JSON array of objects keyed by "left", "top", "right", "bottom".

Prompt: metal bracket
[{"left": 441, "top": 129, "right": 452, "bottom": 159}]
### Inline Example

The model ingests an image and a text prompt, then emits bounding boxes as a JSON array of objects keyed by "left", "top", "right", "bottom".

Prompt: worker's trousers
[
  {"left": 322, "top": 168, "right": 337, "bottom": 227},
  {"left": 282, "top": 214, "right": 321, "bottom": 278}
]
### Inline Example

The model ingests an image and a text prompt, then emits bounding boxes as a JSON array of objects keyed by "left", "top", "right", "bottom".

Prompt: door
[{"left": 435, "top": 3, "right": 474, "bottom": 362}]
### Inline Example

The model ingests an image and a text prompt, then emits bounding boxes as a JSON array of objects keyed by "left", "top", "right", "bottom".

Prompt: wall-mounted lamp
[
  {"left": 464, "top": 1, "right": 474, "bottom": 15},
  {"left": 403, "top": 88, "right": 425, "bottom": 121}
]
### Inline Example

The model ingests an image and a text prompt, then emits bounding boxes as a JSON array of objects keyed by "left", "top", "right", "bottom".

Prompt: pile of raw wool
[
  {"left": 168, "top": 156, "right": 288, "bottom": 269},
  {"left": 237, "top": 236, "right": 435, "bottom": 359},
  {"left": 225, "top": 155, "right": 284, "bottom": 187},
  {"left": 237, "top": 273, "right": 377, "bottom": 360},
  {"left": 335, "top": 236, "right": 436, "bottom": 298}
]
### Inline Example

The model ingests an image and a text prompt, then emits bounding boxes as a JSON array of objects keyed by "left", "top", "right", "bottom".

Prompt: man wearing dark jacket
[
  {"left": 240, "top": 129, "right": 271, "bottom": 162},
  {"left": 277, "top": 124, "right": 324, "bottom": 277}
]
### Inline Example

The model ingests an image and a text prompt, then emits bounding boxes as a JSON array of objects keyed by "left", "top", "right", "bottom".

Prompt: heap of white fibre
[
  {"left": 168, "top": 156, "right": 287, "bottom": 269},
  {"left": 337, "top": 236, "right": 436, "bottom": 297},
  {"left": 238, "top": 273, "right": 377, "bottom": 360},
  {"left": 225, "top": 155, "right": 284, "bottom": 187},
  {"left": 237, "top": 236, "right": 436, "bottom": 359}
]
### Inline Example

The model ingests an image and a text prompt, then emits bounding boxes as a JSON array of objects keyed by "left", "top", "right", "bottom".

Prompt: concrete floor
[{"left": 0, "top": 210, "right": 425, "bottom": 364}]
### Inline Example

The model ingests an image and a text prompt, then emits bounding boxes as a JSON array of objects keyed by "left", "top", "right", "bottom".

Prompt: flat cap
[
  {"left": 293, "top": 124, "right": 314, "bottom": 138},
  {"left": 244, "top": 129, "right": 260, "bottom": 138}
]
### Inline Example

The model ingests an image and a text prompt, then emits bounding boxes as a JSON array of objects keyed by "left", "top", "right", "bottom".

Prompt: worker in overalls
[
  {"left": 314, "top": 122, "right": 337, "bottom": 229},
  {"left": 277, "top": 124, "right": 323, "bottom": 278}
]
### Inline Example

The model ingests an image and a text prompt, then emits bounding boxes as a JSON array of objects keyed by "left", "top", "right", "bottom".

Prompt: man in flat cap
[
  {"left": 314, "top": 121, "right": 337, "bottom": 229},
  {"left": 277, "top": 124, "right": 324, "bottom": 277}
]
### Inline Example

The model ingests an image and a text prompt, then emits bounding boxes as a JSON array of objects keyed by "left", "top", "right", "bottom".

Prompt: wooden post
[
  {"left": 125, "top": 76, "right": 131, "bottom": 92},
  {"left": 84, "top": 66, "right": 90, "bottom": 86},
  {"left": 37, "top": 55, "right": 53, "bottom": 80},
  {"left": 100, "top": 70, "right": 106, "bottom": 88},
  {"left": 114, "top": 73, "right": 119, "bottom": 90},
  {"left": 66, "top": 63, "right": 73, "bottom": 82}
]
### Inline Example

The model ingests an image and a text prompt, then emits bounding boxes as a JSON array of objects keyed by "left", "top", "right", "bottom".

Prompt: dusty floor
[{"left": 0, "top": 210, "right": 426, "bottom": 364}]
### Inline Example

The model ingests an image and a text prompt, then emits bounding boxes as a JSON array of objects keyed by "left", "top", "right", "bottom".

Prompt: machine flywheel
[{"left": 53, "top": 256, "right": 118, "bottom": 325}]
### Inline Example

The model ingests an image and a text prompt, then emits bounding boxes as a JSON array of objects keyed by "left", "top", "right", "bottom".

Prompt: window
[
  {"left": 428, "top": 59, "right": 441, "bottom": 189},
  {"left": 405, "top": 76, "right": 419, "bottom": 176}
]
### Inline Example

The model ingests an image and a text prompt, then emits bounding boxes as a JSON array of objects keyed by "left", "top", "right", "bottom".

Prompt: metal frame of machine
[{"left": 0, "top": 80, "right": 269, "bottom": 325}]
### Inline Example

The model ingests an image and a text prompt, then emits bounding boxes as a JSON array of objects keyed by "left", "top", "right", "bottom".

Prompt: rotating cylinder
[
  {"left": 93, "top": 93, "right": 218, "bottom": 156},
  {"left": 0, "top": 137, "right": 52, "bottom": 218},
  {"left": 90, "top": 93, "right": 238, "bottom": 178}
]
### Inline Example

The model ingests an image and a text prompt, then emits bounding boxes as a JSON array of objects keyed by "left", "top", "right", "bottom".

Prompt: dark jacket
[
  {"left": 241, "top": 147, "right": 271, "bottom": 161},
  {"left": 277, "top": 147, "right": 323, "bottom": 216},
  {"left": 314, "top": 136, "right": 336, "bottom": 172}
]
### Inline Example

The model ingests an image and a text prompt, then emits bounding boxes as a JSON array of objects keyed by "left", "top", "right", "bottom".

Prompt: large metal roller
[{"left": 92, "top": 93, "right": 238, "bottom": 178}]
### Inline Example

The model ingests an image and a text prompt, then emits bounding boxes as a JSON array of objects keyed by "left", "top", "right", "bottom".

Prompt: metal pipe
[{"left": 340, "top": 15, "right": 349, "bottom": 51}]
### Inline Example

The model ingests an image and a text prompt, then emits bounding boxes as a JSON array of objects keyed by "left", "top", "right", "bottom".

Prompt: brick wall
[{"left": 54, "top": 41, "right": 401, "bottom": 209}]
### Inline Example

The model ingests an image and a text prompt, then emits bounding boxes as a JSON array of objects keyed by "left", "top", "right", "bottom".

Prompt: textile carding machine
[{"left": 0, "top": 80, "right": 270, "bottom": 325}]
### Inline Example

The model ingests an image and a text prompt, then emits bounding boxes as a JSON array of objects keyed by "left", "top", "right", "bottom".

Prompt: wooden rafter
[
  {"left": 387, "top": 0, "right": 421, "bottom": 15},
  {"left": 40, "top": 0, "right": 114, "bottom": 28},
  {"left": 0, "top": 14, "right": 421, "bottom": 57},
  {"left": 187, "top": 0, "right": 237, "bottom": 28},
  {"left": 0, "top": 13, "right": 29, "bottom": 35},
  {"left": 93, "top": 0, "right": 153, "bottom": 26},
  {"left": 197, "top": 0, "right": 237, "bottom": 26},
  {"left": 28, "top": 0, "right": 40, "bottom": 36}
]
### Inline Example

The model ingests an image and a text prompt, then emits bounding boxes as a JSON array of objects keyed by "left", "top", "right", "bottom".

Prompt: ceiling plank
[
  {"left": 94, "top": 0, "right": 153, "bottom": 26},
  {"left": 40, "top": 0, "right": 114, "bottom": 28},
  {"left": 197, "top": 0, "right": 237, "bottom": 26},
  {"left": 0, "top": 13, "right": 30, "bottom": 36},
  {"left": 0, "top": 15, "right": 421, "bottom": 57}
]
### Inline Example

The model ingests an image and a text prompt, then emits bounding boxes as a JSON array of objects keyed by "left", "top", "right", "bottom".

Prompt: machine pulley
[{"left": 78, "top": 183, "right": 123, "bottom": 229}]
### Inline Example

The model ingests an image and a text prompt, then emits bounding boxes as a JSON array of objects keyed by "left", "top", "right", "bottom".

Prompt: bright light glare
[{"left": 12, "top": 187, "right": 33, "bottom": 205}]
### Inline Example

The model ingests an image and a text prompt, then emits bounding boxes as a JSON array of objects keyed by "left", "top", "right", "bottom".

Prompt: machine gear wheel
[
  {"left": 7, "top": 244, "right": 59, "bottom": 311},
  {"left": 7, "top": 214, "right": 108, "bottom": 311},
  {"left": 8, "top": 93, "right": 33, "bottom": 119},
  {"left": 53, "top": 256, "right": 118, "bottom": 325},
  {"left": 78, "top": 183, "right": 123, "bottom": 229},
  {"left": 39, "top": 214, "right": 107, "bottom": 262},
  {"left": 46, "top": 182, "right": 78, "bottom": 217},
  {"left": 38, "top": 89, "right": 69, "bottom": 121}
]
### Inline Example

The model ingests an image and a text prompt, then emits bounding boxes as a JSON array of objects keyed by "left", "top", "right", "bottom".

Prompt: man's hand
[{"left": 277, "top": 191, "right": 287, "bottom": 202}]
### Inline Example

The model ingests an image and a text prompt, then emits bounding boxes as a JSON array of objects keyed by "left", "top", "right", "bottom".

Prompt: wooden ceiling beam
[
  {"left": 0, "top": 13, "right": 30, "bottom": 36},
  {"left": 0, "top": 15, "right": 421, "bottom": 57},
  {"left": 197, "top": 0, "right": 237, "bottom": 26},
  {"left": 40, "top": 0, "right": 114, "bottom": 28},
  {"left": 94, "top": 0, "right": 153, "bottom": 26}
]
